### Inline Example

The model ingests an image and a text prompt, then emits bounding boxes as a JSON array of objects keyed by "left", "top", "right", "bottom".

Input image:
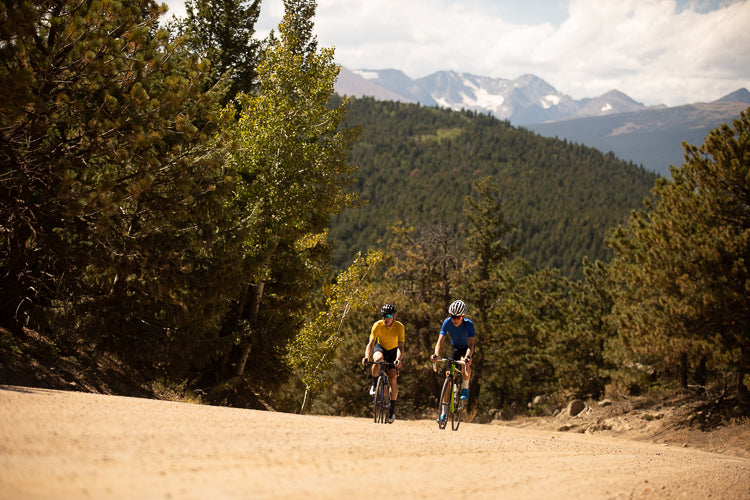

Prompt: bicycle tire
[
  {"left": 382, "top": 376, "right": 391, "bottom": 424},
  {"left": 373, "top": 376, "right": 385, "bottom": 423},
  {"left": 451, "top": 379, "right": 463, "bottom": 431},
  {"left": 438, "top": 376, "right": 451, "bottom": 430}
]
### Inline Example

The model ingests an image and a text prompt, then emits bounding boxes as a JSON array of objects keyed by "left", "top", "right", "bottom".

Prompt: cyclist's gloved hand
[
  {"left": 394, "top": 359, "right": 401, "bottom": 368},
  {"left": 430, "top": 354, "right": 438, "bottom": 362},
  {"left": 361, "top": 357, "right": 368, "bottom": 367}
]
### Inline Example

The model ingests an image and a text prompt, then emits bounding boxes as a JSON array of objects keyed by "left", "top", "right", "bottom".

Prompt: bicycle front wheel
[
  {"left": 451, "top": 381, "right": 463, "bottom": 431},
  {"left": 437, "top": 377, "right": 451, "bottom": 430},
  {"left": 373, "top": 376, "right": 385, "bottom": 423},
  {"left": 382, "top": 378, "right": 391, "bottom": 424}
]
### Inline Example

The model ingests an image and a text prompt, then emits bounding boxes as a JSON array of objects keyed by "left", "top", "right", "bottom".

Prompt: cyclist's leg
[
  {"left": 382, "top": 348, "right": 398, "bottom": 399},
  {"left": 371, "top": 345, "right": 385, "bottom": 377},
  {"left": 383, "top": 348, "right": 398, "bottom": 421},
  {"left": 368, "top": 346, "right": 385, "bottom": 396},
  {"left": 451, "top": 346, "right": 470, "bottom": 400},
  {"left": 387, "top": 367, "right": 398, "bottom": 403},
  {"left": 461, "top": 364, "right": 471, "bottom": 400}
]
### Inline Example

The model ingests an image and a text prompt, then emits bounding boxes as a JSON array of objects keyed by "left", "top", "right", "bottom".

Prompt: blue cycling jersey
[{"left": 439, "top": 317, "right": 475, "bottom": 349}]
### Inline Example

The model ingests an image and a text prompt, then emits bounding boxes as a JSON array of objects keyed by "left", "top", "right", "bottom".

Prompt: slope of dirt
[
  {"left": 499, "top": 395, "right": 750, "bottom": 460},
  {"left": 2, "top": 385, "right": 749, "bottom": 500}
]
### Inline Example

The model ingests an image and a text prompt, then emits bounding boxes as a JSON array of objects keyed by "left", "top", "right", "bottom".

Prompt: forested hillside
[
  {"left": 3, "top": 0, "right": 748, "bottom": 422},
  {"left": 330, "top": 97, "right": 658, "bottom": 278}
]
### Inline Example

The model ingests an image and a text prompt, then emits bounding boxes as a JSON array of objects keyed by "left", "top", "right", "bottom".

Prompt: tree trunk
[
  {"left": 694, "top": 356, "right": 707, "bottom": 386},
  {"left": 300, "top": 388, "right": 310, "bottom": 414},
  {"left": 1, "top": 222, "right": 33, "bottom": 333},
  {"left": 236, "top": 341, "right": 253, "bottom": 378},
  {"left": 679, "top": 351, "right": 688, "bottom": 389},
  {"left": 235, "top": 281, "right": 265, "bottom": 377},
  {"left": 216, "top": 281, "right": 251, "bottom": 379},
  {"left": 737, "top": 343, "right": 750, "bottom": 407}
]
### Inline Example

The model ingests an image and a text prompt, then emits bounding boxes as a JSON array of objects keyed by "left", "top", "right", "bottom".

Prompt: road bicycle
[
  {"left": 432, "top": 357, "right": 467, "bottom": 431},
  {"left": 364, "top": 360, "right": 396, "bottom": 424}
]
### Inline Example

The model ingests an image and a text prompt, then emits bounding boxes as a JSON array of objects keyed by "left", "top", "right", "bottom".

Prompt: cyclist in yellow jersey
[{"left": 362, "top": 303, "right": 405, "bottom": 423}]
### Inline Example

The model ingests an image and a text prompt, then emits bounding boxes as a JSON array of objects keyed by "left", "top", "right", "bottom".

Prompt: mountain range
[{"left": 335, "top": 68, "right": 750, "bottom": 177}]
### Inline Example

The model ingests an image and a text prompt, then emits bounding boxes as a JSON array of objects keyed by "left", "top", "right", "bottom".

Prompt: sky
[{"left": 162, "top": 0, "right": 750, "bottom": 107}]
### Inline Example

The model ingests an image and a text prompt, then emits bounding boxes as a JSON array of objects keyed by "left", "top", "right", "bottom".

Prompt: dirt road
[{"left": 1, "top": 385, "right": 748, "bottom": 499}]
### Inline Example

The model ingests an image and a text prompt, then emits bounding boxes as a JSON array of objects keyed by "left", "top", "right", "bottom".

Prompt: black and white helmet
[
  {"left": 448, "top": 300, "right": 467, "bottom": 317},
  {"left": 381, "top": 303, "right": 397, "bottom": 316}
]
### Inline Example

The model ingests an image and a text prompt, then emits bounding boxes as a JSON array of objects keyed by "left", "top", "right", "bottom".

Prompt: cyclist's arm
[
  {"left": 432, "top": 334, "right": 445, "bottom": 360},
  {"left": 395, "top": 341, "right": 405, "bottom": 367},
  {"left": 363, "top": 338, "right": 376, "bottom": 362},
  {"left": 464, "top": 337, "right": 475, "bottom": 363}
]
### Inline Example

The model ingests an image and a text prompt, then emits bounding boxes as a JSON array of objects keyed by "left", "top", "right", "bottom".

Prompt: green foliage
[
  {"left": 452, "top": 177, "right": 517, "bottom": 407},
  {"left": 607, "top": 108, "right": 750, "bottom": 402},
  {"left": 481, "top": 262, "right": 565, "bottom": 408},
  {"left": 459, "top": 177, "right": 515, "bottom": 324},
  {"left": 4, "top": 0, "right": 745, "bottom": 420},
  {"left": 168, "top": 0, "right": 261, "bottom": 101},
  {"left": 213, "top": 0, "right": 360, "bottom": 387},
  {"left": 307, "top": 221, "right": 469, "bottom": 418},
  {"left": 0, "top": 0, "right": 242, "bottom": 374},
  {"left": 314, "top": 178, "right": 622, "bottom": 417},
  {"left": 330, "top": 98, "right": 658, "bottom": 279},
  {"left": 285, "top": 250, "right": 383, "bottom": 412}
]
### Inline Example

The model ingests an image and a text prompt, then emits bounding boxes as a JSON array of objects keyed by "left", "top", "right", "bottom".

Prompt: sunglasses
[
  {"left": 384, "top": 314, "right": 394, "bottom": 319},
  {"left": 451, "top": 315, "right": 462, "bottom": 320}
]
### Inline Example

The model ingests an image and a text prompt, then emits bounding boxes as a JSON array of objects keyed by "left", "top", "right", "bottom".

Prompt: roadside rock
[{"left": 567, "top": 399, "right": 586, "bottom": 417}]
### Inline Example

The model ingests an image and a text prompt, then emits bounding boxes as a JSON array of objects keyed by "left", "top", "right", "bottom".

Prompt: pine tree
[
  {"left": 457, "top": 177, "right": 516, "bottom": 405},
  {"left": 0, "top": 0, "right": 242, "bottom": 374},
  {"left": 608, "top": 108, "right": 750, "bottom": 404},
  {"left": 169, "top": 0, "right": 261, "bottom": 101}
]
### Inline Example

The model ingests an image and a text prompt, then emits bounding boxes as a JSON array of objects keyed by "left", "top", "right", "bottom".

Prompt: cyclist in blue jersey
[{"left": 430, "top": 300, "right": 475, "bottom": 420}]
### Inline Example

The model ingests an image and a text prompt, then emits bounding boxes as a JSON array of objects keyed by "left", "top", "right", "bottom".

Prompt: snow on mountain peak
[
  {"left": 352, "top": 70, "right": 380, "bottom": 80},
  {"left": 541, "top": 95, "right": 561, "bottom": 109},
  {"left": 465, "top": 87, "right": 506, "bottom": 110},
  {"left": 334, "top": 67, "right": 649, "bottom": 125}
]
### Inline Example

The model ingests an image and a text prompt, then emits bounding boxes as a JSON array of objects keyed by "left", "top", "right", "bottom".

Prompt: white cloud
[{"left": 163, "top": 0, "right": 750, "bottom": 106}]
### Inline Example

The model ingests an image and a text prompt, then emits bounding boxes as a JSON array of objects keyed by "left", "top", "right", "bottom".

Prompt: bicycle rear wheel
[
  {"left": 451, "top": 381, "right": 463, "bottom": 431},
  {"left": 373, "top": 376, "right": 385, "bottom": 423},
  {"left": 437, "top": 377, "right": 451, "bottom": 429}
]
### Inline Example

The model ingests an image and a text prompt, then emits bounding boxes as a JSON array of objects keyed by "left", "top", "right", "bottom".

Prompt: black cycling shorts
[
  {"left": 373, "top": 344, "right": 399, "bottom": 364},
  {"left": 449, "top": 346, "right": 468, "bottom": 361}
]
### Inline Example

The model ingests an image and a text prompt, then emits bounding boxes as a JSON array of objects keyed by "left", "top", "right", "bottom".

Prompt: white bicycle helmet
[
  {"left": 448, "top": 300, "right": 467, "bottom": 316},
  {"left": 381, "top": 303, "right": 397, "bottom": 316}
]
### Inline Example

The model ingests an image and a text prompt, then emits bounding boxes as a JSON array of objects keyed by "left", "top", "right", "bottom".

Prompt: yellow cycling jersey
[{"left": 369, "top": 319, "right": 405, "bottom": 351}]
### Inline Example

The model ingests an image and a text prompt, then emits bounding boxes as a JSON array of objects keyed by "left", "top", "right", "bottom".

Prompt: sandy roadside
[{"left": 1, "top": 385, "right": 749, "bottom": 499}]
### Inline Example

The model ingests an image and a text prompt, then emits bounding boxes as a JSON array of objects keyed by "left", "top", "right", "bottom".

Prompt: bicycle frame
[
  {"left": 366, "top": 360, "right": 396, "bottom": 424},
  {"left": 447, "top": 362, "right": 461, "bottom": 412},
  {"left": 433, "top": 358, "right": 467, "bottom": 431}
]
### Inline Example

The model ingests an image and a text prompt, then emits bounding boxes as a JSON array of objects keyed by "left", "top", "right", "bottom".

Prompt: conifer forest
[{"left": 1, "top": 0, "right": 749, "bottom": 418}]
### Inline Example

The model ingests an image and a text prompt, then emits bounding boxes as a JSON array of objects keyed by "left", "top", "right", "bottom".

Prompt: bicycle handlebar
[
  {"left": 362, "top": 360, "right": 398, "bottom": 371},
  {"left": 431, "top": 357, "right": 467, "bottom": 372}
]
